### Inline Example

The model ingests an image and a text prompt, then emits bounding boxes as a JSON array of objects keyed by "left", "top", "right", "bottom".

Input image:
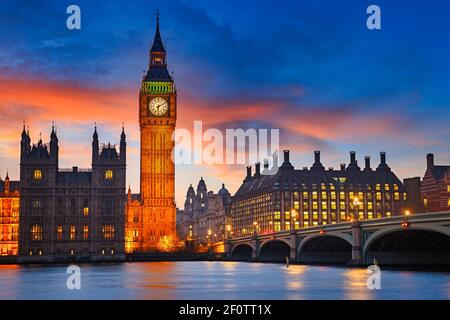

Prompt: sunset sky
[{"left": 1, "top": 0, "right": 450, "bottom": 205}]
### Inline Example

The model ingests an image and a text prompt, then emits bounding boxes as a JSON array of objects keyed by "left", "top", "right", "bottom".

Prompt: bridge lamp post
[
  {"left": 291, "top": 209, "right": 298, "bottom": 230},
  {"left": 402, "top": 210, "right": 411, "bottom": 228},
  {"left": 226, "top": 224, "right": 232, "bottom": 240},
  {"left": 253, "top": 221, "right": 259, "bottom": 235}
]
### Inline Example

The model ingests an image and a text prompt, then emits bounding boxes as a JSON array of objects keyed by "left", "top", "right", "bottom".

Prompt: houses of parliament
[{"left": 1, "top": 13, "right": 450, "bottom": 260}]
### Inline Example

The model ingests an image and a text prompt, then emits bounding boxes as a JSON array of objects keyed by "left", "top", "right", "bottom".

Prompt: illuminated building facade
[
  {"left": 231, "top": 150, "right": 408, "bottom": 237},
  {"left": 177, "top": 178, "right": 231, "bottom": 245},
  {"left": 18, "top": 125, "right": 126, "bottom": 261},
  {"left": 421, "top": 153, "right": 450, "bottom": 212},
  {"left": 126, "top": 13, "right": 177, "bottom": 252},
  {"left": 0, "top": 173, "right": 20, "bottom": 256}
]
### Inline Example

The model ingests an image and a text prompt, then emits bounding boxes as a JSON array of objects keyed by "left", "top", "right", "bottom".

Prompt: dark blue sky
[{"left": 0, "top": 0, "right": 449, "bottom": 202}]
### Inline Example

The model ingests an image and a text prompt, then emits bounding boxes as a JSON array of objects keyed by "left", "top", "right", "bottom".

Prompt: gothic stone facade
[
  {"left": 0, "top": 173, "right": 20, "bottom": 256},
  {"left": 177, "top": 178, "right": 231, "bottom": 245},
  {"left": 18, "top": 125, "right": 126, "bottom": 262},
  {"left": 126, "top": 14, "right": 177, "bottom": 252}
]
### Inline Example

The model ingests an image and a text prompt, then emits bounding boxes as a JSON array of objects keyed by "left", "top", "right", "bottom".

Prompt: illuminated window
[
  {"left": 70, "top": 249, "right": 74, "bottom": 255},
  {"left": 331, "top": 192, "right": 336, "bottom": 200},
  {"left": 303, "top": 211, "right": 309, "bottom": 220},
  {"left": 448, "top": 185, "right": 450, "bottom": 193},
  {"left": 313, "top": 221, "right": 318, "bottom": 226},
  {"left": 34, "top": 169, "right": 42, "bottom": 180},
  {"left": 31, "top": 224, "right": 43, "bottom": 241},
  {"left": 339, "top": 192, "right": 345, "bottom": 200},
  {"left": 285, "top": 221, "right": 291, "bottom": 230},
  {"left": 312, "top": 191, "right": 318, "bottom": 200},
  {"left": 102, "top": 225, "right": 115, "bottom": 239},
  {"left": 83, "top": 225, "right": 89, "bottom": 240},
  {"left": 105, "top": 170, "right": 113, "bottom": 180},
  {"left": 321, "top": 192, "right": 327, "bottom": 199},
  {"left": 368, "top": 212, "right": 373, "bottom": 219},
  {"left": 303, "top": 192, "right": 309, "bottom": 199},
  {"left": 313, "top": 211, "right": 318, "bottom": 220},
  {"left": 358, "top": 212, "right": 364, "bottom": 220},
  {"left": 321, "top": 202, "right": 327, "bottom": 210},
  {"left": 294, "top": 201, "right": 299, "bottom": 209},
  {"left": 303, "top": 202, "right": 309, "bottom": 209},
  {"left": 83, "top": 207, "right": 89, "bottom": 216},
  {"left": 385, "top": 193, "right": 391, "bottom": 200},
  {"left": 322, "top": 212, "right": 328, "bottom": 220},
  {"left": 448, "top": 198, "right": 450, "bottom": 208},
  {"left": 285, "top": 211, "right": 290, "bottom": 220},
  {"left": 376, "top": 184, "right": 381, "bottom": 191},
  {"left": 331, "top": 201, "right": 337, "bottom": 210},
  {"left": 340, "top": 212, "right": 346, "bottom": 220},
  {"left": 294, "top": 221, "right": 300, "bottom": 229},
  {"left": 376, "top": 192, "right": 382, "bottom": 201},
  {"left": 423, "top": 197, "right": 428, "bottom": 207},
  {"left": 69, "top": 225, "right": 76, "bottom": 240},
  {"left": 57, "top": 225, "right": 63, "bottom": 241},
  {"left": 385, "top": 184, "right": 390, "bottom": 191},
  {"left": 340, "top": 202, "right": 346, "bottom": 210},
  {"left": 313, "top": 201, "right": 318, "bottom": 210},
  {"left": 274, "top": 211, "right": 281, "bottom": 220},
  {"left": 368, "top": 202, "right": 373, "bottom": 210},
  {"left": 394, "top": 192, "right": 400, "bottom": 201},
  {"left": 303, "top": 221, "right": 309, "bottom": 228},
  {"left": 32, "top": 199, "right": 41, "bottom": 208},
  {"left": 274, "top": 221, "right": 281, "bottom": 232},
  {"left": 393, "top": 184, "right": 399, "bottom": 191},
  {"left": 403, "top": 193, "right": 407, "bottom": 201}
]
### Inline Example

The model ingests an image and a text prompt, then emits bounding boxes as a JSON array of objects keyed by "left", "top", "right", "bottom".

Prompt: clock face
[{"left": 149, "top": 97, "right": 168, "bottom": 116}]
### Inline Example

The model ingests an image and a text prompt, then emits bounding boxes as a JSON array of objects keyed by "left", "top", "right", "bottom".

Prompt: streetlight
[
  {"left": 253, "top": 221, "right": 259, "bottom": 235},
  {"left": 291, "top": 209, "right": 298, "bottom": 230},
  {"left": 226, "top": 224, "right": 232, "bottom": 239},
  {"left": 402, "top": 209, "right": 411, "bottom": 228}
]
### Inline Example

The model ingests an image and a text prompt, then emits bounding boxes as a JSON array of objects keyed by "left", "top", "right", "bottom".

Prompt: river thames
[{"left": 0, "top": 261, "right": 448, "bottom": 300}]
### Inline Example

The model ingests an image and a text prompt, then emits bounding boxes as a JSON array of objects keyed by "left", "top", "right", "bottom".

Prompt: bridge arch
[
  {"left": 363, "top": 226, "right": 450, "bottom": 266},
  {"left": 298, "top": 234, "right": 353, "bottom": 264},
  {"left": 231, "top": 243, "right": 253, "bottom": 260},
  {"left": 258, "top": 239, "right": 291, "bottom": 262}
]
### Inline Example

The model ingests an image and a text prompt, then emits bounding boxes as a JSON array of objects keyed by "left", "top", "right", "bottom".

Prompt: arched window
[
  {"left": 105, "top": 170, "right": 113, "bottom": 180},
  {"left": 34, "top": 169, "right": 42, "bottom": 180}
]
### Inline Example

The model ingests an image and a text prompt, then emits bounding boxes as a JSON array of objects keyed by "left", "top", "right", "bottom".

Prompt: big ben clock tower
[{"left": 137, "top": 12, "right": 177, "bottom": 251}]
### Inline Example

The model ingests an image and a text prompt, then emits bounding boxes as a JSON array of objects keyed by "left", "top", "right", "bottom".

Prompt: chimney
[
  {"left": 263, "top": 159, "right": 269, "bottom": 169},
  {"left": 314, "top": 150, "right": 321, "bottom": 164},
  {"left": 72, "top": 166, "right": 78, "bottom": 172},
  {"left": 283, "top": 150, "right": 290, "bottom": 164},
  {"left": 427, "top": 153, "right": 434, "bottom": 169},
  {"left": 350, "top": 151, "right": 356, "bottom": 165},
  {"left": 340, "top": 163, "right": 346, "bottom": 171},
  {"left": 246, "top": 166, "right": 252, "bottom": 178},
  {"left": 380, "top": 152, "right": 386, "bottom": 165},
  {"left": 364, "top": 156, "right": 371, "bottom": 170},
  {"left": 255, "top": 162, "right": 261, "bottom": 176}
]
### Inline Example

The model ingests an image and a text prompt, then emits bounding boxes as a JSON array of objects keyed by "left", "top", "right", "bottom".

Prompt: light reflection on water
[{"left": 0, "top": 261, "right": 448, "bottom": 300}]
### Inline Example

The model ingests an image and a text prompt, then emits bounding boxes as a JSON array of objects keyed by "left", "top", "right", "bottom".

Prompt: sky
[{"left": 0, "top": 0, "right": 449, "bottom": 206}]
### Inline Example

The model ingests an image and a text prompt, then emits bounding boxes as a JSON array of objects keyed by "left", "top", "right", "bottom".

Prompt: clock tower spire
[{"left": 127, "top": 11, "right": 177, "bottom": 252}]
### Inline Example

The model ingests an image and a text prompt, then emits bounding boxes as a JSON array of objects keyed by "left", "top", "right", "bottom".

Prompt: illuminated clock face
[{"left": 149, "top": 97, "right": 168, "bottom": 116}]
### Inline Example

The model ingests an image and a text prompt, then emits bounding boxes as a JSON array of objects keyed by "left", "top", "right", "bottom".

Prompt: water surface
[{"left": 0, "top": 262, "right": 448, "bottom": 299}]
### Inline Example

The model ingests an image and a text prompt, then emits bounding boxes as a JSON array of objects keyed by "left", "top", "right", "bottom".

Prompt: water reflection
[{"left": 0, "top": 262, "right": 448, "bottom": 300}]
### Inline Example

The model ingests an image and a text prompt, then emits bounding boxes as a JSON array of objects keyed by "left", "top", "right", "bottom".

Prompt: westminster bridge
[{"left": 211, "top": 211, "right": 450, "bottom": 266}]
